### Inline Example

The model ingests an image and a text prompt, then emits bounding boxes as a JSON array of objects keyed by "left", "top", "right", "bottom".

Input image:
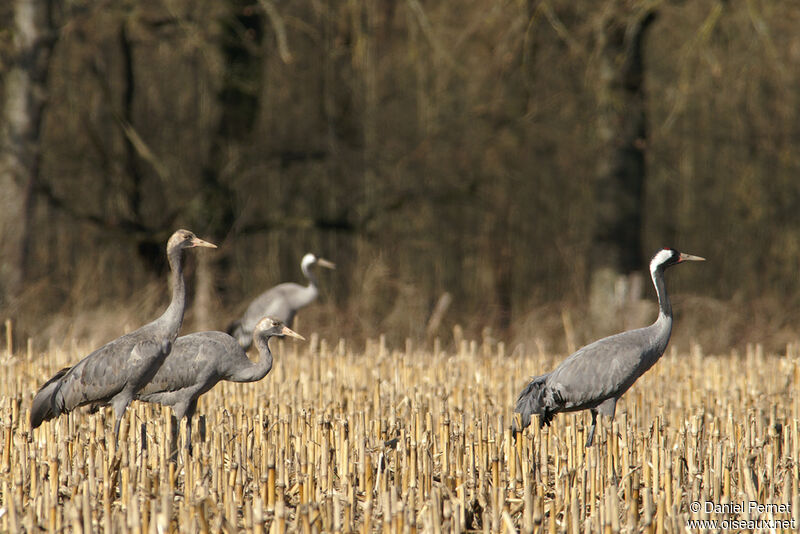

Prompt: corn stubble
[{"left": 2, "top": 336, "right": 800, "bottom": 532}]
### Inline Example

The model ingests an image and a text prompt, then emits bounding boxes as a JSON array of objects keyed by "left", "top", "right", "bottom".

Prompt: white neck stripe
[{"left": 650, "top": 249, "right": 674, "bottom": 273}]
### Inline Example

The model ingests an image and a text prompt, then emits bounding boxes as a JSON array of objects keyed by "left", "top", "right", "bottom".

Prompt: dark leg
[
  {"left": 185, "top": 416, "right": 193, "bottom": 456},
  {"left": 169, "top": 414, "right": 179, "bottom": 463},
  {"left": 185, "top": 399, "right": 198, "bottom": 457},
  {"left": 111, "top": 395, "right": 131, "bottom": 448},
  {"left": 114, "top": 416, "right": 122, "bottom": 445},
  {"left": 585, "top": 410, "right": 598, "bottom": 447}
]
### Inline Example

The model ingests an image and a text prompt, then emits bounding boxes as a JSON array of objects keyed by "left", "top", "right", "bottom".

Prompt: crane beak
[
  {"left": 678, "top": 253, "right": 705, "bottom": 262},
  {"left": 281, "top": 326, "right": 306, "bottom": 341},
  {"left": 190, "top": 237, "right": 217, "bottom": 249},
  {"left": 316, "top": 258, "right": 336, "bottom": 269}
]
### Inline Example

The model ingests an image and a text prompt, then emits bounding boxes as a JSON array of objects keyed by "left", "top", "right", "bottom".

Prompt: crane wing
[
  {"left": 546, "top": 329, "right": 654, "bottom": 411},
  {"left": 243, "top": 283, "right": 309, "bottom": 327},
  {"left": 234, "top": 281, "right": 316, "bottom": 348},
  {"left": 53, "top": 337, "right": 167, "bottom": 413},
  {"left": 136, "top": 332, "right": 233, "bottom": 398}
]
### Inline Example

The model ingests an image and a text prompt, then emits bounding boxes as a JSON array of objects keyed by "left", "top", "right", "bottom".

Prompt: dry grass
[{"left": 1, "top": 331, "right": 800, "bottom": 532}]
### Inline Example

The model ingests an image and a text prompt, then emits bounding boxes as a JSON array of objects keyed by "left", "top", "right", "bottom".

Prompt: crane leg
[
  {"left": 185, "top": 416, "right": 193, "bottom": 457},
  {"left": 184, "top": 399, "right": 198, "bottom": 457},
  {"left": 114, "top": 417, "right": 121, "bottom": 444},
  {"left": 112, "top": 406, "right": 125, "bottom": 445},
  {"left": 585, "top": 410, "right": 598, "bottom": 447},
  {"left": 111, "top": 394, "right": 132, "bottom": 447}
]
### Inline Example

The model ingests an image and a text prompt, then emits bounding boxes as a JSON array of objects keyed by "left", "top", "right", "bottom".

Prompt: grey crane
[
  {"left": 135, "top": 316, "right": 304, "bottom": 454},
  {"left": 30, "top": 229, "right": 216, "bottom": 441},
  {"left": 514, "top": 248, "right": 704, "bottom": 447},
  {"left": 228, "top": 252, "right": 334, "bottom": 349}
]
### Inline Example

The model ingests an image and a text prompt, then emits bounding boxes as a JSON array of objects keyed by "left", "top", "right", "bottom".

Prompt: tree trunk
[
  {"left": 199, "top": 0, "right": 265, "bottom": 236},
  {"left": 0, "top": 0, "right": 56, "bottom": 305},
  {"left": 590, "top": 6, "right": 657, "bottom": 335},
  {"left": 191, "top": 0, "right": 266, "bottom": 329}
]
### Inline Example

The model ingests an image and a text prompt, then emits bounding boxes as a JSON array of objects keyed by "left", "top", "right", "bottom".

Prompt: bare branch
[
  {"left": 405, "top": 0, "right": 465, "bottom": 75},
  {"left": 117, "top": 119, "right": 171, "bottom": 183},
  {"left": 539, "top": 0, "right": 585, "bottom": 58},
  {"left": 258, "top": 0, "right": 293, "bottom": 64}
]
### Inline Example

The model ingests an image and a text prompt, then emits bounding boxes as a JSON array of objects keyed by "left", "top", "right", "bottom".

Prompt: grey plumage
[
  {"left": 228, "top": 253, "right": 334, "bottom": 349},
  {"left": 30, "top": 229, "right": 216, "bottom": 441},
  {"left": 136, "top": 317, "right": 304, "bottom": 453},
  {"left": 514, "top": 248, "right": 704, "bottom": 446}
]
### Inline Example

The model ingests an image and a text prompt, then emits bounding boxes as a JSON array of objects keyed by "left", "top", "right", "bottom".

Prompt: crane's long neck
[
  {"left": 641, "top": 261, "right": 675, "bottom": 367},
  {"left": 231, "top": 334, "right": 274, "bottom": 382},
  {"left": 302, "top": 261, "right": 318, "bottom": 290},
  {"left": 160, "top": 245, "right": 186, "bottom": 341},
  {"left": 650, "top": 264, "right": 673, "bottom": 345}
]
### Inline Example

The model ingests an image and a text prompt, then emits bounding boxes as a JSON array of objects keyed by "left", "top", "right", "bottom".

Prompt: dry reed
[{"left": 1, "top": 330, "right": 799, "bottom": 532}]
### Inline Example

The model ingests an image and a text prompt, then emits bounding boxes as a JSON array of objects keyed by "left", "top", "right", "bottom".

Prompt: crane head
[
  {"left": 254, "top": 317, "right": 306, "bottom": 341},
  {"left": 168, "top": 229, "right": 217, "bottom": 251},
  {"left": 651, "top": 248, "right": 705, "bottom": 273},
  {"left": 301, "top": 253, "right": 336, "bottom": 270}
]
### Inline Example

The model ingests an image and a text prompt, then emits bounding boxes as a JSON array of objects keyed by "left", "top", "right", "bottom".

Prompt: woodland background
[{"left": 1, "top": 0, "right": 800, "bottom": 354}]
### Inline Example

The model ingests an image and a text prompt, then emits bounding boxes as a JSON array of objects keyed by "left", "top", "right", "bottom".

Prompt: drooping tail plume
[{"left": 30, "top": 367, "right": 71, "bottom": 429}]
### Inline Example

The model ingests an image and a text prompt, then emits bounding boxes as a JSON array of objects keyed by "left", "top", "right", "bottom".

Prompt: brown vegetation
[
  {"left": 2, "top": 2, "right": 800, "bottom": 531},
  {"left": 3, "top": 335, "right": 799, "bottom": 532},
  {"left": 1, "top": 1, "right": 800, "bottom": 352}
]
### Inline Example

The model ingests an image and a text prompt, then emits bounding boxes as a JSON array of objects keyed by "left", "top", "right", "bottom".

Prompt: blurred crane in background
[{"left": 228, "top": 253, "right": 334, "bottom": 349}]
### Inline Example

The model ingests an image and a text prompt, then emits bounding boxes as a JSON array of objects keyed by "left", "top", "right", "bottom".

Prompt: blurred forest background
[{"left": 1, "top": 0, "right": 800, "bottom": 354}]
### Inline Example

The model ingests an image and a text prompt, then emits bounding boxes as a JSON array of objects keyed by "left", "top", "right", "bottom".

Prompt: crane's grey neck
[
  {"left": 645, "top": 262, "right": 674, "bottom": 364},
  {"left": 160, "top": 245, "right": 186, "bottom": 339},
  {"left": 302, "top": 260, "right": 318, "bottom": 289},
  {"left": 650, "top": 265, "right": 672, "bottom": 324},
  {"left": 233, "top": 334, "right": 274, "bottom": 382}
]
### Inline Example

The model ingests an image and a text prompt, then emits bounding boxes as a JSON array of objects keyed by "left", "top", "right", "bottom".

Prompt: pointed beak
[
  {"left": 678, "top": 252, "right": 705, "bottom": 262},
  {"left": 316, "top": 258, "right": 336, "bottom": 269},
  {"left": 281, "top": 325, "right": 305, "bottom": 341},
  {"left": 191, "top": 237, "right": 217, "bottom": 249}
]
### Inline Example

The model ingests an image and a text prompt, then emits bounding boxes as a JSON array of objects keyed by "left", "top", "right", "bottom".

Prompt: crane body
[
  {"left": 135, "top": 317, "right": 304, "bottom": 453},
  {"left": 30, "top": 230, "right": 216, "bottom": 441},
  {"left": 229, "top": 253, "right": 334, "bottom": 349},
  {"left": 514, "top": 248, "right": 704, "bottom": 446}
]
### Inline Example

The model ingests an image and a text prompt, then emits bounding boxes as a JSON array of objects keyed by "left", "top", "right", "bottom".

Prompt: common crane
[
  {"left": 228, "top": 252, "right": 334, "bottom": 349},
  {"left": 514, "top": 248, "right": 704, "bottom": 446},
  {"left": 30, "top": 229, "right": 216, "bottom": 442},
  {"left": 134, "top": 316, "right": 303, "bottom": 454}
]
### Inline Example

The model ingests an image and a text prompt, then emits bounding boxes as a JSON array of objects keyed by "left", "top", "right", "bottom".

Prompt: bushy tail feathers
[
  {"left": 512, "top": 373, "right": 551, "bottom": 431},
  {"left": 30, "top": 367, "right": 71, "bottom": 429}
]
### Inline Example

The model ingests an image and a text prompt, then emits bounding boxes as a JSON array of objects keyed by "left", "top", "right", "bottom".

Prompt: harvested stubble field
[{"left": 1, "top": 333, "right": 800, "bottom": 533}]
